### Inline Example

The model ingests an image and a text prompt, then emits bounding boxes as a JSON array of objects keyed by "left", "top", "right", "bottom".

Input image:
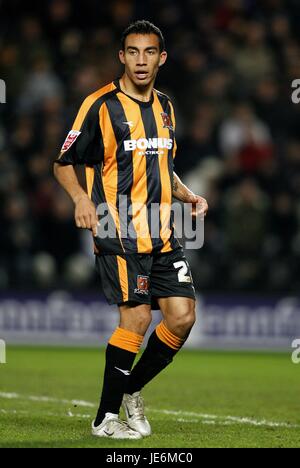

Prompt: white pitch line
[
  {"left": 0, "top": 391, "right": 95, "bottom": 408},
  {"left": 0, "top": 409, "right": 229, "bottom": 426},
  {"left": 0, "top": 408, "right": 91, "bottom": 419},
  {"left": 148, "top": 408, "right": 300, "bottom": 429},
  {"left": 0, "top": 391, "right": 299, "bottom": 429}
]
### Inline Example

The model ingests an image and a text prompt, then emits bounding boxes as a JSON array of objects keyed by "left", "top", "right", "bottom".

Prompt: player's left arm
[
  {"left": 172, "top": 172, "right": 208, "bottom": 217},
  {"left": 169, "top": 100, "right": 208, "bottom": 217}
]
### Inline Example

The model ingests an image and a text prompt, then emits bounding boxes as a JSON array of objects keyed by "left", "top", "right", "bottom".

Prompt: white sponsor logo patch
[
  {"left": 124, "top": 137, "right": 173, "bottom": 152},
  {"left": 61, "top": 130, "right": 81, "bottom": 152},
  {"left": 122, "top": 121, "right": 134, "bottom": 128}
]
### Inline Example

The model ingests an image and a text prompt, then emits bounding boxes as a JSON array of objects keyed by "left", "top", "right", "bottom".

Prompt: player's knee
[
  {"left": 123, "top": 309, "right": 152, "bottom": 335},
  {"left": 135, "top": 310, "right": 152, "bottom": 332},
  {"left": 176, "top": 304, "right": 196, "bottom": 334},
  {"left": 181, "top": 312, "right": 196, "bottom": 332},
  {"left": 119, "top": 303, "right": 152, "bottom": 335}
]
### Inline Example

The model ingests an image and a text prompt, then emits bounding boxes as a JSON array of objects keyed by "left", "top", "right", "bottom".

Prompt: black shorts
[{"left": 95, "top": 247, "right": 195, "bottom": 309}]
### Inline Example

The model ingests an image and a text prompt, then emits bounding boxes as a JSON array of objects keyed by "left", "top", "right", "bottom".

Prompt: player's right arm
[
  {"left": 53, "top": 95, "right": 104, "bottom": 236},
  {"left": 53, "top": 163, "right": 98, "bottom": 236}
]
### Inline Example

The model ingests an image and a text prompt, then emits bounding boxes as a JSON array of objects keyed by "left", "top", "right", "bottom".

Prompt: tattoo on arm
[{"left": 173, "top": 178, "right": 178, "bottom": 192}]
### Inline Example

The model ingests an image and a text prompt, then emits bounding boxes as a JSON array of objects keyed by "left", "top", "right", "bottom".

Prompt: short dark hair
[{"left": 121, "top": 20, "right": 165, "bottom": 52}]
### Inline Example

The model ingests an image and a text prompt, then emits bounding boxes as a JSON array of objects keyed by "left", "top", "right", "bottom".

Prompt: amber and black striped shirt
[{"left": 56, "top": 79, "right": 181, "bottom": 255}]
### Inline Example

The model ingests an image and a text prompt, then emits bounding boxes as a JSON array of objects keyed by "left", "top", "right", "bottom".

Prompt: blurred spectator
[
  {"left": 232, "top": 20, "right": 276, "bottom": 90},
  {"left": 224, "top": 178, "right": 269, "bottom": 256},
  {"left": 18, "top": 57, "right": 64, "bottom": 113},
  {"left": 219, "top": 102, "right": 274, "bottom": 172},
  {"left": 222, "top": 179, "right": 269, "bottom": 289}
]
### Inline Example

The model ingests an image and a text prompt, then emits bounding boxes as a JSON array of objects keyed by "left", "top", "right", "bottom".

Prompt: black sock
[
  {"left": 126, "top": 329, "right": 183, "bottom": 395},
  {"left": 95, "top": 344, "right": 136, "bottom": 426}
]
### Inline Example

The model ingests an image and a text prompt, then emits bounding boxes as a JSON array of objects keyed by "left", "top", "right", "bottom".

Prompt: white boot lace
[
  {"left": 131, "top": 394, "right": 145, "bottom": 421},
  {"left": 107, "top": 418, "right": 133, "bottom": 434}
]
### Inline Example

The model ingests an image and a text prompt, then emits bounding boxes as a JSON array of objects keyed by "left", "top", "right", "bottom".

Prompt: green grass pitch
[{"left": 0, "top": 346, "right": 299, "bottom": 448}]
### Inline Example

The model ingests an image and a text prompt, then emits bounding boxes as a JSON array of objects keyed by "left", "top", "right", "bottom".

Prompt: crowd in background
[{"left": 1, "top": 0, "right": 300, "bottom": 293}]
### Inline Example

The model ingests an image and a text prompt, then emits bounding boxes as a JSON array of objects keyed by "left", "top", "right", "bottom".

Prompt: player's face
[{"left": 119, "top": 33, "right": 167, "bottom": 87}]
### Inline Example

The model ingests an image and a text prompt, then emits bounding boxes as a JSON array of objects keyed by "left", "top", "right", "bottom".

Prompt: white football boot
[
  {"left": 122, "top": 392, "right": 152, "bottom": 436},
  {"left": 92, "top": 412, "right": 142, "bottom": 439}
]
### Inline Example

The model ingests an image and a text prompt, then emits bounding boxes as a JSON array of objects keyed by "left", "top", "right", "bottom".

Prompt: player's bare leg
[
  {"left": 123, "top": 296, "right": 196, "bottom": 436},
  {"left": 119, "top": 302, "right": 152, "bottom": 335},
  {"left": 93, "top": 303, "right": 151, "bottom": 439},
  {"left": 158, "top": 297, "right": 196, "bottom": 339}
]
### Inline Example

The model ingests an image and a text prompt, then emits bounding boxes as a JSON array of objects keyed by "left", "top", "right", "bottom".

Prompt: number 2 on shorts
[{"left": 173, "top": 260, "right": 191, "bottom": 283}]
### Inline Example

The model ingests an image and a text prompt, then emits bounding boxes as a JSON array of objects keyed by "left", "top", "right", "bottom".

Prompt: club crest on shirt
[
  {"left": 61, "top": 130, "right": 81, "bottom": 152},
  {"left": 161, "top": 112, "right": 174, "bottom": 131},
  {"left": 134, "top": 275, "right": 150, "bottom": 295}
]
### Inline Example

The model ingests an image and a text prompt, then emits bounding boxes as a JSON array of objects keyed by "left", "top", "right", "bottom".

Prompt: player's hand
[
  {"left": 74, "top": 194, "right": 98, "bottom": 236},
  {"left": 186, "top": 193, "right": 208, "bottom": 218}
]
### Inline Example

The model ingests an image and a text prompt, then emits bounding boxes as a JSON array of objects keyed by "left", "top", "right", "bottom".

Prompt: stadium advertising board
[{"left": 0, "top": 292, "right": 299, "bottom": 349}]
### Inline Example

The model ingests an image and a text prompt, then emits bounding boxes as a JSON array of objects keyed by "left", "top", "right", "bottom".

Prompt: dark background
[{"left": 1, "top": 0, "right": 300, "bottom": 294}]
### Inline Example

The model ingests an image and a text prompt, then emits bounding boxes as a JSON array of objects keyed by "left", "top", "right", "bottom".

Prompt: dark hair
[{"left": 121, "top": 20, "right": 165, "bottom": 52}]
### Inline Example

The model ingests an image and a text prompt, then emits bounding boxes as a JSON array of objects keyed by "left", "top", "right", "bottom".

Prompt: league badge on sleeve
[{"left": 61, "top": 130, "right": 81, "bottom": 152}]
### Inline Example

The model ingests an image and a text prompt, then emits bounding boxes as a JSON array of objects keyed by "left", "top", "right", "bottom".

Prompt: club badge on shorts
[{"left": 134, "top": 275, "right": 150, "bottom": 295}]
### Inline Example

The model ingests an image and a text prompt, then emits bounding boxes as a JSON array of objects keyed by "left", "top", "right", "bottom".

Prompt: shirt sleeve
[
  {"left": 55, "top": 96, "right": 104, "bottom": 166},
  {"left": 168, "top": 100, "right": 177, "bottom": 160}
]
